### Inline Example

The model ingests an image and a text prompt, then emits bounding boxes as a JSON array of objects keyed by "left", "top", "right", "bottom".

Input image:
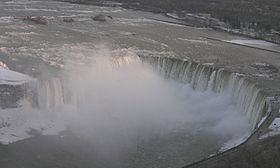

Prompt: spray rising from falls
[
  {"left": 0, "top": 48, "right": 260, "bottom": 167},
  {"left": 138, "top": 56, "right": 267, "bottom": 129}
]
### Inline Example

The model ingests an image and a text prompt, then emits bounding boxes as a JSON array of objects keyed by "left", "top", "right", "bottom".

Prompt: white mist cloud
[
  {"left": 0, "top": 46, "right": 251, "bottom": 166},
  {"left": 45, "top": 47, "right": 251, "bottom": 159}
]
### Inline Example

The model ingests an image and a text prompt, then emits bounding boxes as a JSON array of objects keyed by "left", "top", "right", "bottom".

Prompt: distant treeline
[
  {"left": 61, "top": 0, "right": 280, "bottom": 32},
  {"left": 114, "top": 0, "right": 280, "bottom": 32}
]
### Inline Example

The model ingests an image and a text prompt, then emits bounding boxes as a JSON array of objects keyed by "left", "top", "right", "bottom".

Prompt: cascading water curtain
[{"left": 139, "top": 56, "right": 266, "bottom": 129}]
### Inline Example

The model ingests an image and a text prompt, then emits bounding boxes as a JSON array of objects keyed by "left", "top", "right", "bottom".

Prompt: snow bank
[
  {"left": 0, "top": 67, "right": 33, "bottom": 85},
  {"left": 260, "top": 118, "right": 280, "bottom": 139},
  {"left": 0, "top": 105, "right": 66, "bottom": 144}
]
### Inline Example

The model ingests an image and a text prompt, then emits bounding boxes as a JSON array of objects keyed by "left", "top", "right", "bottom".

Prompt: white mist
[{"left": 0, "top": 47, "right": 251, "bottom": 167}]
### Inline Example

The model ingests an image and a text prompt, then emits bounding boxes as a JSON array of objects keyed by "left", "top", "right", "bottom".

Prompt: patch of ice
[
  {"left": 203, "top": 63, "right": 214, "bottom": 66},
  {"left": 254, "top": 74, "right": 272, "bottom": 78},
  {"left": 234, "top": 73, "right": 246, "bottom": 77},
  {"left": 2, "top": 24, "right": 36, "bottom": 30},
  {"left": 0, "top": 68, "right": 33, "bottom": 85},
  {"left": 268, "top": 118, "right": 280, "bottom": 131},
  {"left": 226, "top": 39, "right": 278, "bottom": 47},
  {"left": 166, "top": 13, "right": 182, "bottom": 19},
  {"left": 3, "top": 0, "right": 41, "bottom": 5},
  {"left": 70, "top": 28, "right": 89, "bottom": 34},
  {"left": 258, "top": 116, "right": 267, "bottom": 128},
  {"left": 178, "top": 38, "right": 212, "bottom": 45},
  {"left": 134, "top": 48, "right": 175, "bottom": 58},
  {"left": 254, "top": 62, "right": 270, "bottom": 66},
  {"left": 0, "top": 62, "right": 8, "bottom": 69},
  {"left": 64, "top": 9, "right": 95, "bottom": 13},
  {"left": 0, "top": 47, "right": 10, "bottom": 54},
  {"left": 0, "top": 16, "right": 13, "bottom": 23},
  {"left": 147, "top": 19, "right": 186, "bottom": 27},
  {"left": 12, "top": 8, "right": 58, "bottom": 12},
  {"left": 114, "top": 18, "right": 151, "bottom": 26},
  {"left": 0, "top": 104, "right": 65, "bottom": 144},
  {"left": 142, "top": 37, "right": 169, "bottom": 48},
  {"left": 5, "top": 31, "right": 38, "bottom": 36},
  {"left": 101, "top": 1, "right": 122, "bottom": 6},
  {"left": 219, "top": 133, "right": 250, "bottom": 152},
  {"left": 118, "top": 31, "right": 136, "bottom": 36}
]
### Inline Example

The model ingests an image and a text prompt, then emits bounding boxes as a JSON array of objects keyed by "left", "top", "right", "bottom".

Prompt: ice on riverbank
[
  {"left": 0, "top": 68, "right": 33, "bottom": 85},
  {"left": 0, "top": 105, "right": 66, "bottom": 144},
  {"left": 226, "top": 39, "right": 278, "bottom": 47}
]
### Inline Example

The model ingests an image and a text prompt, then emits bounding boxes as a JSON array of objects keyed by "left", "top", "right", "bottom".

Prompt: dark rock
[
  {"left": 0, "top": 122, "right": 11, "bottom": 129},
  {"left": 62, "top": 17, "right": 74, "bottom": 23},
  {"left": 0, "top": 68, "right": 35, "bottom": 109},
  {"left": 0, "top": 84, "right": 25, "bottom": 109},
  {"left": 107, "top": 15, "right": 113, "bottom": 19},
  {"left": 92, "top": 14, "right": 107, "bottom": 22},
  {"left": 27, "top": 128, "right": 42, "bottom": 136},
  {"left": 23, "top": 16, "right": 47, "bottom": 25}
]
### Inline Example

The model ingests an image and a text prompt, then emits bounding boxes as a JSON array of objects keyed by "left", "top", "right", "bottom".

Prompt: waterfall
[
  {"left": 138, "top": 56, "right": 267, "bottom": 129},
  {"left": 0, "top": 69, "right": 37, "bottom": 109},
  {"left": 36, "top": 78, "right": 66, "bottom": 110},
  {"left": 33, "top": 55, "right": 267, "bottom": 130},
  {"left": 35, "top": 77, "right": 88, "bottom": 111}
]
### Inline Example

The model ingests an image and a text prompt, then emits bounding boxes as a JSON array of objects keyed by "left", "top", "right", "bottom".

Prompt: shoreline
[{"left": 56, "top": 0, "right": 280, "bottom": 45}]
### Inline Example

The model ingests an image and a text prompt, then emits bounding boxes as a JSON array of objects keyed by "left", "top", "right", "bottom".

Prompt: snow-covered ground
[
  {"left": 260, "top": 118, "right": 280, "bottom": 139},
  {"left": 0, "top": 106, "right": 66, "bottom": 144},
  {"left": 0, "top": 68, "right": 34, "bottom": 85}
]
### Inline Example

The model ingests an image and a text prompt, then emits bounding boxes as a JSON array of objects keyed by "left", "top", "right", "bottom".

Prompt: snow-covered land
[
  {"left": 260, "top": 118, "right": 280, "bottom": 139},
  {"left": 0, "top": 67, "right": 34, "bottom": 85},
  {"left": 0, "top": 106, "right": 66, "bottom": 144}
]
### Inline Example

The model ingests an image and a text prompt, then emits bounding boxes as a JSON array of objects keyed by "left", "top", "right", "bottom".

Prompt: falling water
[{"left": 138, "top": 56, "right": 267, "bottom": 129}]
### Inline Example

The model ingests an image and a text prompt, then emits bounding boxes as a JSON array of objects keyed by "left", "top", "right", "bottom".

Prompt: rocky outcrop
[
  {"left": 0, "top": 84, "right": 25, "bottom": 109},
  {"left": 92, "top": 14, "right": 107, "bottom": 22},
  {"left": 62, "top": 17, "right": 74, "bottom": 23},
  {"left": 22, "top": 16, "right": 47, "bottom": 25},
  {"left": 91, "top": 14, "right": 112, "bottom": 22}
]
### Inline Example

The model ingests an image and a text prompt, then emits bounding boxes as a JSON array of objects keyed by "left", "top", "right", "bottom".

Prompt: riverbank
[{"left": 57, "top": 0, "right": 280, "bottom": 45}]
